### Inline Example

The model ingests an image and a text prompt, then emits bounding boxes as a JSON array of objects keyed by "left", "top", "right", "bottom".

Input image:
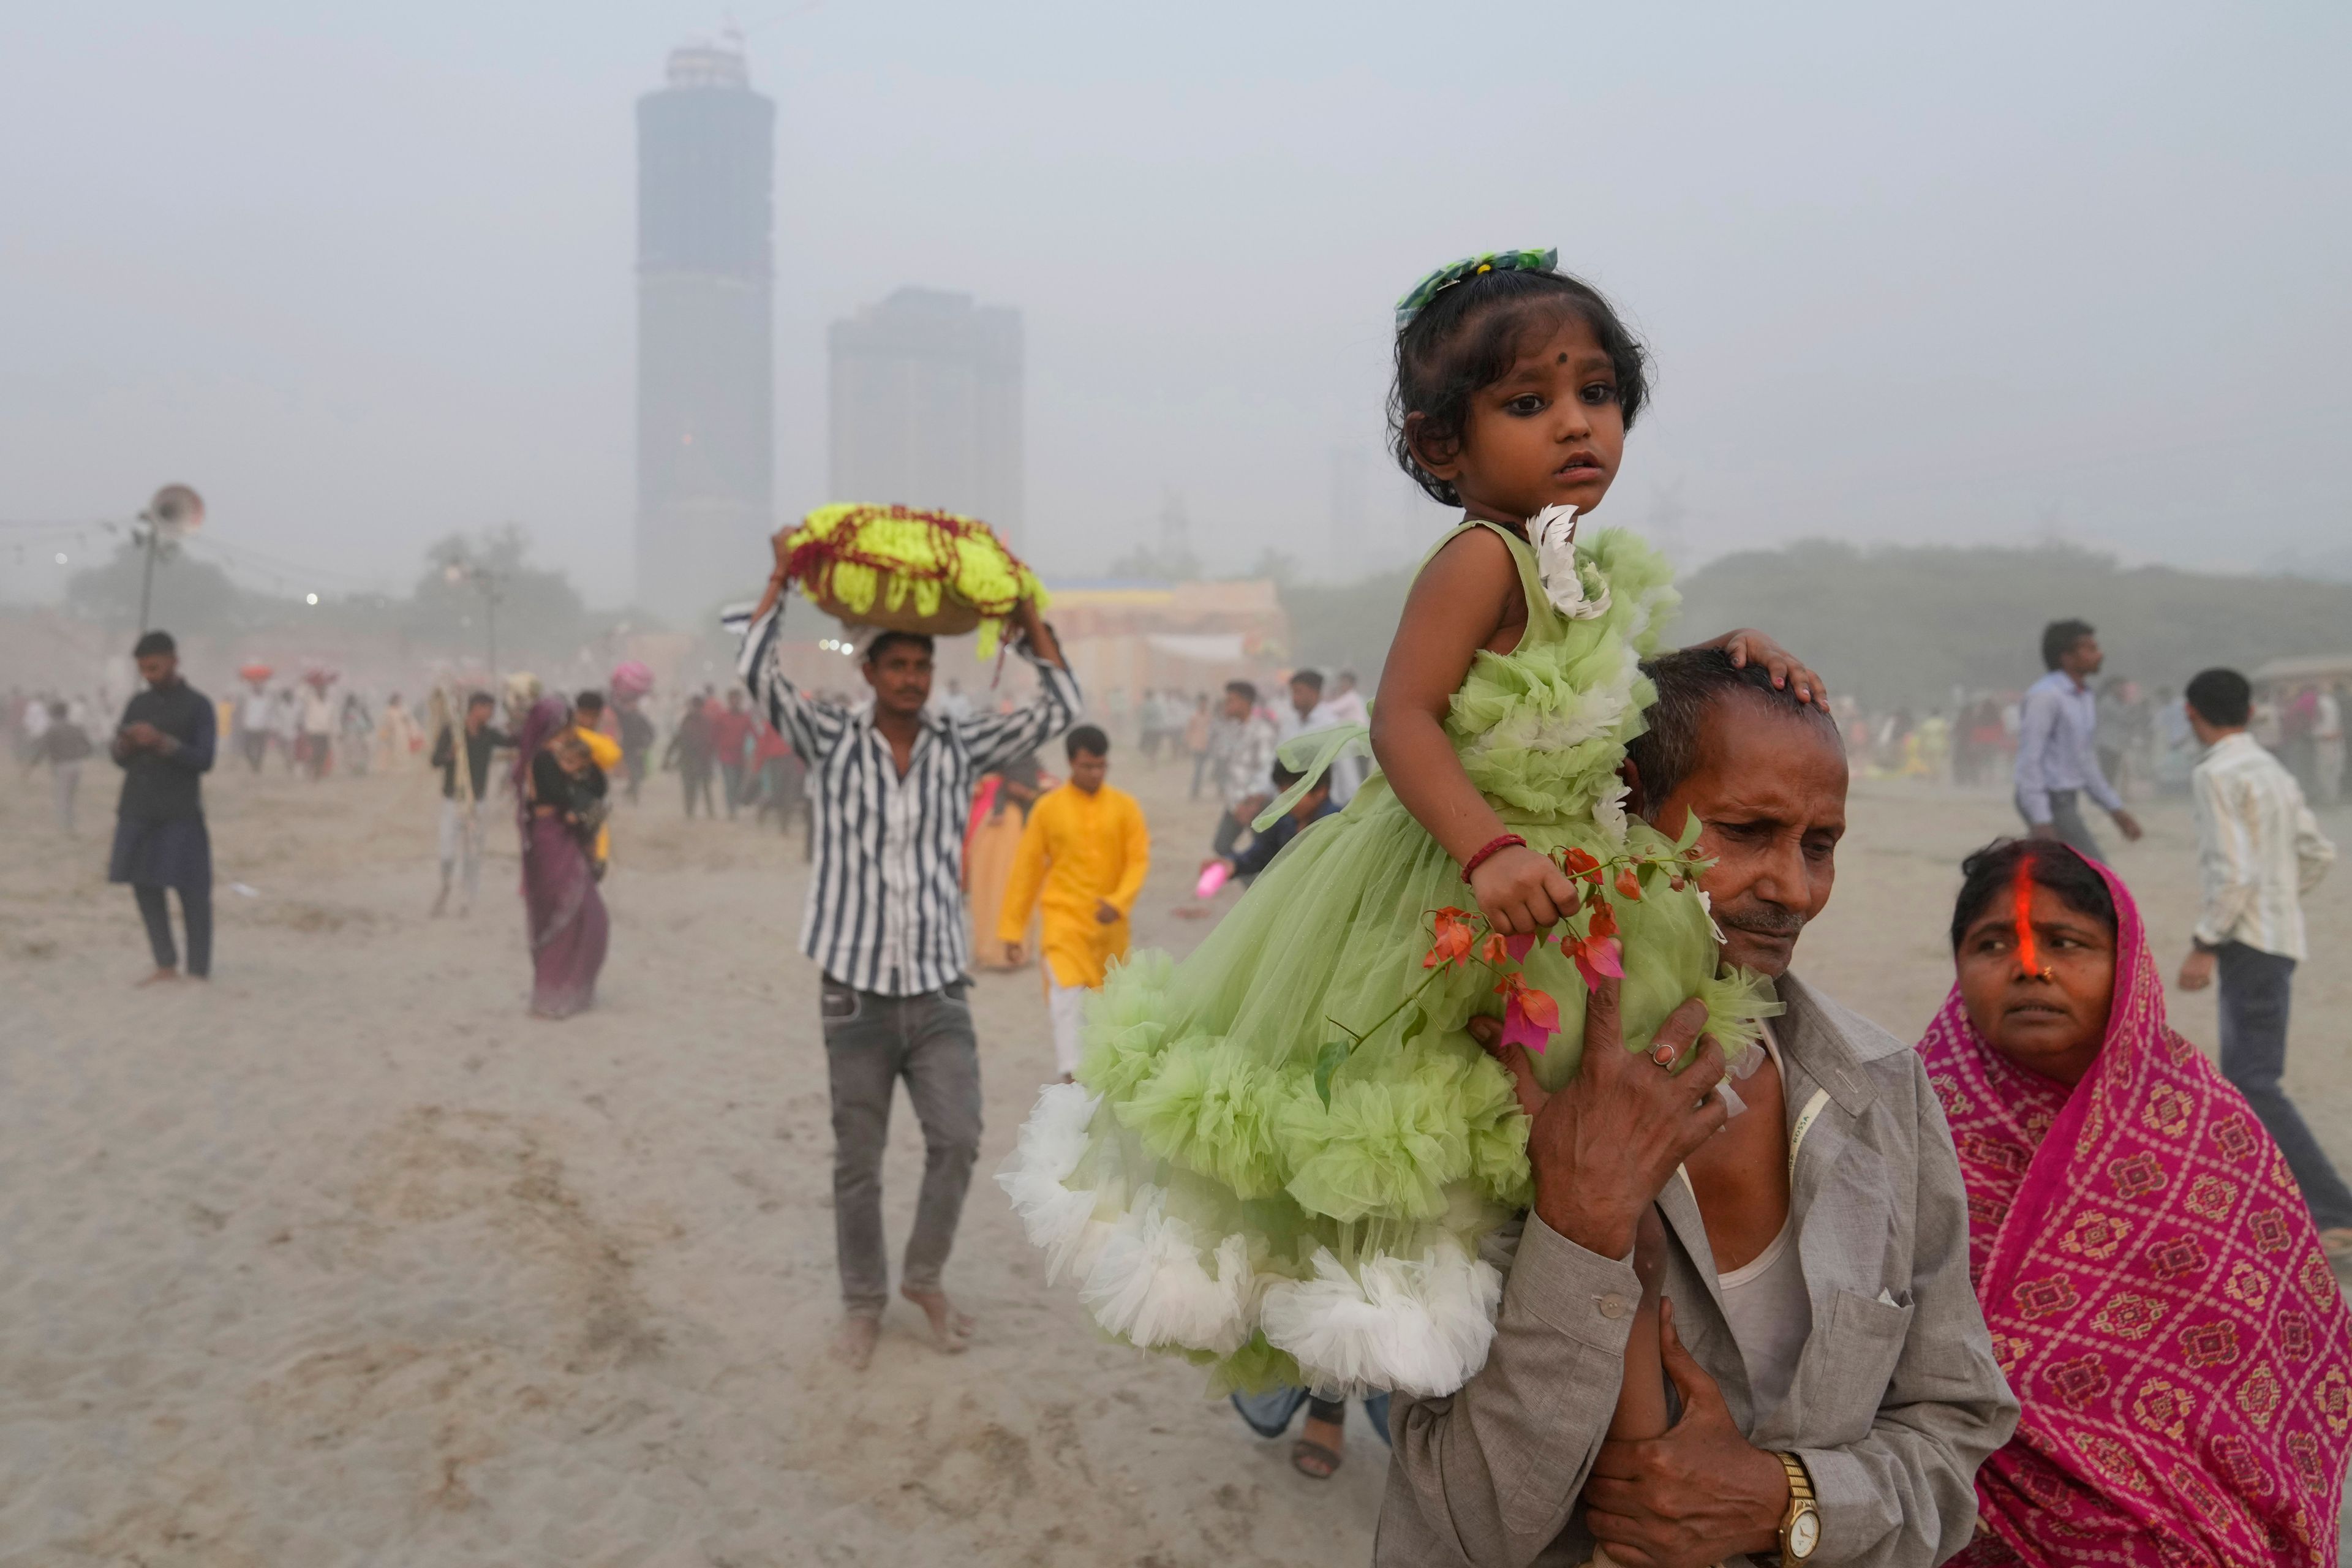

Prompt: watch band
[{"left": 1776, "top": 1450, "right": 1819, "bottom": 1560}]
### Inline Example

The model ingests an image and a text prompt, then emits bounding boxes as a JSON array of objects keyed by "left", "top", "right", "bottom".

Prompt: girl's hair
[
  {"left": 1949, "top": 839, "right": 2117, "bottom": 951},
  {"left": 1389, "top": 268, "right": 1651, "bottom": 507}
]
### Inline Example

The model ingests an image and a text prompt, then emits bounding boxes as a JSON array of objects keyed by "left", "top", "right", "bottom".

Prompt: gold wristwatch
[{"left": 1776, "top": 1450, "right": 1821, "bottom": 1561}]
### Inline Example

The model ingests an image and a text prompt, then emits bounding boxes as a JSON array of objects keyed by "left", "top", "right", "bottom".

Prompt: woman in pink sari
[
  {"left": 513, "top": 695, "right": 609, "bottom": 1019},
  {"left": 1921, "top": 839, "right": 2352, "bottom": 1565}
]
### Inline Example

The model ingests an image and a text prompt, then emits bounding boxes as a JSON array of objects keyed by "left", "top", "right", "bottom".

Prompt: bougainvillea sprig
[{"left": 1310, "top": 824, "right": 1714, "bottom": 1109}]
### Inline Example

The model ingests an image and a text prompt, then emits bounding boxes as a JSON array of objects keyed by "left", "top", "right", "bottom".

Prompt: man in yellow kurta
[{"left": 998, "top": 725, "right": 1150, "bottom": 1082}]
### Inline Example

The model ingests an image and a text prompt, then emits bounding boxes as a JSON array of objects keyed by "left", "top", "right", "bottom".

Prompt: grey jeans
[
  {"left": 2016, "top": 786, "right": 2104, "bottom": 863},
  {"left": 2216, "top": 942, "right": 2352, "bottom": 1231},
  {"left": 820, "top": 975, "right": 984, "bottom": 1316}
]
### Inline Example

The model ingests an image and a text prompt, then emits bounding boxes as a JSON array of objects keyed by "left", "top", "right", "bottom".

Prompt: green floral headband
[{"left": 1394, "top": 247, "right": 1558, "bottom": 331}]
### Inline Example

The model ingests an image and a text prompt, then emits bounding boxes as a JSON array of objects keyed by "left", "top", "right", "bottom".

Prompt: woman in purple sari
[{"left": 514, "top": 695, "right": 609, "bottom": 1018}]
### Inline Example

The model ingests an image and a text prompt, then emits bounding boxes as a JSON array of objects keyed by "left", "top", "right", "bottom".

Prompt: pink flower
[
  {"left": 1496, "top": 973, "right": 1561, "bottom": 1055},
  {"left": 1569, "top": 934, "right": 1624, "bottom": 992},
  {"left": 1504, "top": 932, "right": 1539, "bottom": 962}
]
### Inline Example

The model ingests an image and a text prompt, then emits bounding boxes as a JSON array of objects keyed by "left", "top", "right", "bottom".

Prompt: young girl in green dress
[{"left": 1000, "top": 249, "right": 1816, "bottom": 1403}]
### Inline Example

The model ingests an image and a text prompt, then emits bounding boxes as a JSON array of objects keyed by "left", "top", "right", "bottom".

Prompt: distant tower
[
  {"left": 635, "top": 36, "right": 774, "bottom": 623},
  {"left": 827, "top": 288, "right": 1023, "bottom": 544}
]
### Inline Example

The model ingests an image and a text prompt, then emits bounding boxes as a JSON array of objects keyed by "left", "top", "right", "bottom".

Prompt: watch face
[{"left": 1789, "top": 1511, "right": 1822, "bottom": 1558}]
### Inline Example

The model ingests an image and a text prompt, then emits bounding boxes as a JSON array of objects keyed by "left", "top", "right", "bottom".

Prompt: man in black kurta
[{"left": 109, "top": 630, "right": 217, "bottom": 981}]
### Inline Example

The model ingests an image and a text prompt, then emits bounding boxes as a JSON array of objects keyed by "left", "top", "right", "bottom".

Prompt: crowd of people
[{"left": 1822, "top": 669, "right": 2350, "bottom": 814}]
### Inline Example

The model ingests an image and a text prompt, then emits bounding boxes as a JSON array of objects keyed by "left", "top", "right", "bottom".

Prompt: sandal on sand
[{"left": 1292, "top": 1438, "right": 1342, "bottom": 1479}]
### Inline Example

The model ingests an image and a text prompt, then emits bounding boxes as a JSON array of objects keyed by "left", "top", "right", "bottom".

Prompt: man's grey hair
[{"left": 1626, "top": 648, "right": 1843, "bottom": 820}]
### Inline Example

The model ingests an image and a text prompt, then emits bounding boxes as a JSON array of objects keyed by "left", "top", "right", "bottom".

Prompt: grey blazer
[{"left": 1376, "top": 974, "right": 2019, "bottom": 1567}]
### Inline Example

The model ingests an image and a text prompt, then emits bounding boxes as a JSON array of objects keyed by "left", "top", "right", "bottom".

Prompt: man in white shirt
[
  {"left": 1273, "top": 666, "right": 1363, "bottom": 807},
  {"left": 299, "top": 679, "right": 337, "bottom": 781},
  {"left": 2013, "top": 619, "right": 2141, "bottom": 861},
  {"left": 2176, "top": 666, "right": 2350, "bottom": 1249},
  {"left": 2313, "top": 682, "right": 2345, "bottom": 809},
  {"left": 235, "top": 674, "right": 273, "bottom": 771},
  {"left": 1204, "top": 680, "right": 1280, "bottom": 860},
  {"left": 1318, "top": 668, "right": 1371, "bottom": 805}
]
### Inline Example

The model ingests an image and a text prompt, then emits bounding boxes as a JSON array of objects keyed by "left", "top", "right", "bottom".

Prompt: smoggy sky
[{"left": 2, "top": 1, "right": 2346, "bottom": 608}]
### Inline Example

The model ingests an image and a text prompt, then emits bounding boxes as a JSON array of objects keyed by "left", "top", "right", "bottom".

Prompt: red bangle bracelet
[{"left": 1460, "top": 833, "right": 1528, "bottom": 883}]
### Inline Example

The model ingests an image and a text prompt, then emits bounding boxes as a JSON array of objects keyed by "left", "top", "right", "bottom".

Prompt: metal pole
[
  {"left": 485, "top": 581, "right": 498, "bottom": 680},
  {"left": 135, "top": 519, "right": 159, "bottom": 634}
]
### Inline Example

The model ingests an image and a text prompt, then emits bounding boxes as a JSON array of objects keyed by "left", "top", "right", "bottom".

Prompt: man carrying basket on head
[{"left": 737, "top": 515, "right": 1080, "bottom": 1370}]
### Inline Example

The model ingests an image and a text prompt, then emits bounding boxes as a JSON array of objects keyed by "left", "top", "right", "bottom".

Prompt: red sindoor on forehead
[{"left": 2012, "top": 858, "right": 2042, "bottom": 977}]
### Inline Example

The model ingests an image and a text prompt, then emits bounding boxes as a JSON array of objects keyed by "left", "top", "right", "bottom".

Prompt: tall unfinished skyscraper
[
  {"left": 828, "top": 288, "right": 1023, "bottom": 545},
  {"left": 635, "top": 37, "right": 774, "bottom": 622}
]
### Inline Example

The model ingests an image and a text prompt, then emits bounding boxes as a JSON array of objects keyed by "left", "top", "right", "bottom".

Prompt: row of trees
[
  {"left": 1277, "top": 541, "right": 2352, "bottom": 708},
  {"left": 61, "top": 525, "right": 614, "bottom": 665}
]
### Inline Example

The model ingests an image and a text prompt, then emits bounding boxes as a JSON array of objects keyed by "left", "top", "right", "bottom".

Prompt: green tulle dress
[{"left": 997, "top": 521, "right": 1776, "bottom": 1398}]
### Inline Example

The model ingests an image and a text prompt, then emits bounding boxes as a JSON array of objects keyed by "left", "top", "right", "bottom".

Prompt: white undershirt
[{"left": 1714, "top": 1028, "right": 1812, "bottom": 1419}]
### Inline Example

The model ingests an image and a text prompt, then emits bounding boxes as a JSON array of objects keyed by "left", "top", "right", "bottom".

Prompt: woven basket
[{"left": 810, "top": 588, "right": 984, "bottom": 638}]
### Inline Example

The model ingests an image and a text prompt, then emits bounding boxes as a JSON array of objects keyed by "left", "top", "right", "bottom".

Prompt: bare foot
[
  {"left": 136, "top": 968, "right": 181, "bottom": 987},
  {"left": 1293, "top": 1412, "right": 1345, "bottom": 1479},
  {"left": 832, "top": 1315, "right": 880, "bottom": 1370},
  {"left": 900, "top": 1285, "right": 974, "bottom": 1354}
]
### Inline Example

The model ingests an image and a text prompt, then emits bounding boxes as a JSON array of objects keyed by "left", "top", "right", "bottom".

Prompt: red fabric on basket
[{"left": 784, "top": 505, "right": 1036, "bottom": 623}]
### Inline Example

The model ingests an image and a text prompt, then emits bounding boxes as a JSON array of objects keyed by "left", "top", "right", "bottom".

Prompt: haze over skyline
[{"left": 2, "top": 1, "right": 2346, "bottom": 611}]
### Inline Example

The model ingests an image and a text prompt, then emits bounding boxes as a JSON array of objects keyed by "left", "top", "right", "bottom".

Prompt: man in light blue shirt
[{"left": 2014, "top": 619, "right": 2143, "bottom": 862}]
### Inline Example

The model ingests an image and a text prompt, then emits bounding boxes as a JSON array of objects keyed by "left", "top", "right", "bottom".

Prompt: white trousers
[
  {"left": 438, "top": 797, "right": 483, "bottom": 902},
  {"left": 1048, "top": 974, "right": 1089, "bottom": 1077}
]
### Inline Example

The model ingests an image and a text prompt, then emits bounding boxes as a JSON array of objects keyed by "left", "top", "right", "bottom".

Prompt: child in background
[
  {"left": 1000, "top": 249, "right": 1823, "bottom": 1404},
  {"left": 571, "top": 690, "right": 621, "bottom": 872},
  {"left": 1205, "top": 760, "right": 1335, "bottom": 887},
  {"left": 999, "top": 725, "right": 1151, "bottom": 1083}
]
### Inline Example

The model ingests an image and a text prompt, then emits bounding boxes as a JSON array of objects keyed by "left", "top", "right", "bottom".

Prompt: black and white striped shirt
[{"left": 737, "top": 604, "right": 1082, "bottom": 995}]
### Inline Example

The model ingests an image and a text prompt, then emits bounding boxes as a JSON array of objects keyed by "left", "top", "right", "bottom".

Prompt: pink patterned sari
[{"left": 1920, "top": 853, "right": 2352, "bottom": 1565}]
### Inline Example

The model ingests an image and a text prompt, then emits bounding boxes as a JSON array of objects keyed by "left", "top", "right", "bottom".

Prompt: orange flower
[
  {"left": 1562, "top": 846, "right": 1603, "bottom": 883},
  {"left": 1479, "top": 932, "right": 1510, "bottom": 967},
  {"left": 1425, "top": 907, "right": 1476, "bottom": 969},
  {"left": 1616, "top": 867, "right": 1643, "bottom": 900},
  {"left": 1587, "top": 898, "right": 1618, "bottom": 943}
]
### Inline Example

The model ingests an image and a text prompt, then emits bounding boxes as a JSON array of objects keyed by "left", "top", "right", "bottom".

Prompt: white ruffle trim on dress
[
  {"left": 1000, "top": 1082, "right": 1509, "bottom": 1398},
  {"left": 1077, "top": 1185, "right": 1254, "bottom": 1357},
  {"left": 995, "top": 1081, "right": 1110, "bottom": 1284},
  {"left": 1258, "top": 1237, "right": 1504, "bottom": 1400}
]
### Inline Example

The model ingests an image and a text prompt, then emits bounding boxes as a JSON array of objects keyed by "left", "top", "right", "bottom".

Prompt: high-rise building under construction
[
  {"left": 635, "top": 38, "right": 774, "bottom": 623},
  {"left": 829, "top": 288, "right": 1023, "bottom": 546}
]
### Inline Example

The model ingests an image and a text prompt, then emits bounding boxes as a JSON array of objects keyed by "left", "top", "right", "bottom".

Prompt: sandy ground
[{"left": 6, "top": 740, "right": 2351, "bottom": 1566}]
